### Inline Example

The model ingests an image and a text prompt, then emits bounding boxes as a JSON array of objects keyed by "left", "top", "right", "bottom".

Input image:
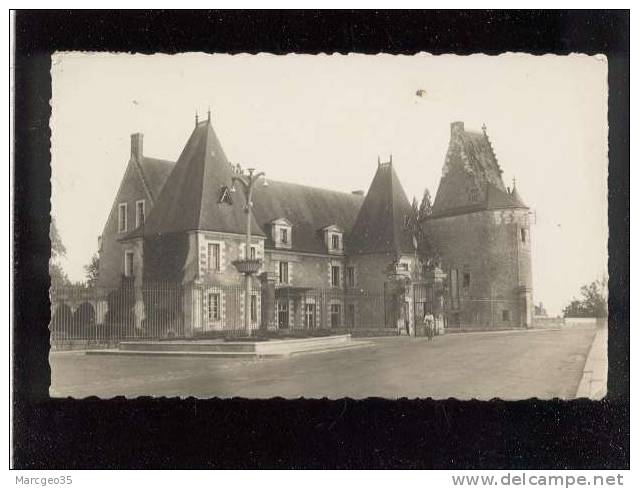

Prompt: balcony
[{"left": 232, "top": 259, "right": 263, "bottom": 275}]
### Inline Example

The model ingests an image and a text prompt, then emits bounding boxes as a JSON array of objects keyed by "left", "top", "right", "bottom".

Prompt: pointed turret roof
[
  {"left": 347, "top": 161, "right": 414, "bottom": 255},
  {"left": 130, "top": 118, "right": 264, "bottom": 237},
  {"left": 431, "top": 121, "right": 527, "bottom": 218},
  {"left": 509, "top": 184, "right": 526, "bottom": 207}
]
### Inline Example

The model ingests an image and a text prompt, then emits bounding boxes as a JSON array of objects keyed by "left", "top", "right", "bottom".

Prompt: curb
[
  {"left": 575, "top": 326, "right": 608, "bottom": 399},
  {"left": 445, "top": 327, "right": 559, "bottom": 336}
]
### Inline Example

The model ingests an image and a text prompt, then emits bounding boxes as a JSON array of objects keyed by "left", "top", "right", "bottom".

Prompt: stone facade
[
  {"left": 98, "top": 160, "right": 149, "bottom": 288},
  {"left": 426, "top": 208, "right": 533, "bottom": 329},
  {"left": 98, "top": 134, "right": 174, "bottom": 289},
  {"left": 427, "top": 121, "right": 533, "bottom": 330},
  {"left": 95, "top": 118, "right": 533, "bottom": 336}
]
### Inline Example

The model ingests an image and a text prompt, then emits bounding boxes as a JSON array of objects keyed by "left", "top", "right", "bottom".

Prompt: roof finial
[
  {"left": 195, "top": 110, "right": 199, "bottom": 127},
  {"left": 377, "top": 155, "right": 381, "bottom": 166},
  {"left": 512, "top": 176, "right": 517, "bottom": 189},
  {"left": 207, "top": 106, "right": 211, "bottom": 122},
  {"left": 390, "top": 153, "right": 393, "bottom": 164},
  {"left": 482, "top": 123, "right": 487, "bottom": 135}
]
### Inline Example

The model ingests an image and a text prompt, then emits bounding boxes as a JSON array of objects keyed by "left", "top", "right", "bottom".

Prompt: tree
[
  {"left": 50, "top": 217, "right": 66, "bottom": 258},
  {"left": 563, "top": 279, "right": 608, "bottom": 318},
  {"left": 419, "top": 188, "right": 433, "bottom": 219},
  {"left": 404, "top": 188, "right": 439, "bottom": 271},
  {"left": 49, "top": 218, "right": 70, "bottom": 287},
  {"left": 84, "top": 253, "right": 100, "bottom": 287}
]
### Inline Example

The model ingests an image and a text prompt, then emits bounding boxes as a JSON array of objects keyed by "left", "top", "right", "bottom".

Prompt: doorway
[{"left": 277, "top": 300, "right": 289, "bottom": 329}]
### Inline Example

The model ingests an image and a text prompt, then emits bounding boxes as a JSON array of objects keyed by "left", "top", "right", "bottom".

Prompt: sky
[{"left": 51, "top": 52, "right": 608, "bottom": 315}]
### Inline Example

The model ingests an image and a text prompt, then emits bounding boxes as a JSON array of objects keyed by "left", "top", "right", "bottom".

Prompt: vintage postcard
[{"left": 48, "top": 52, "right": 608, "bottom": 399}]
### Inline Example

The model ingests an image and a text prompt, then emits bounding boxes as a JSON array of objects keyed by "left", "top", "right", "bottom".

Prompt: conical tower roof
[
  {"left": 509, "top": 184, "right": 526, "bottom": 207},
  {"left": 136, "top": 118, "right": 264, "bottom": 237},
  {"left": 347, "top": 161, "right": 413, "bottom": 255},
  {"left": 432, "top": 121, "right": 528, "bottom": 218}
]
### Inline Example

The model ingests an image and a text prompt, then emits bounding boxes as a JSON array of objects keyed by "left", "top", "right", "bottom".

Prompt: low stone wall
[
  {"left": 49, "top": 340, "right": 122, "bottom": 351},
  {"left": 350, "top": 329, "right": 399, "bottom": 338},
  {"left": 532, "top": 317, "right": 565, "bottom": 329},
  {"left": 445, "top": 326, "right": 527, "bottom": 334},
  {"left": 194, "top": 328, "right": 398, "bottom": 340},
  {"left": 564, "top": 317, "right": 607, "bottom": 327}
]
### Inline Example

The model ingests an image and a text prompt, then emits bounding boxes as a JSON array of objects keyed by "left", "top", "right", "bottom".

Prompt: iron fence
[
  {"left": 49, "top": 281, "right": 186, "bottom": 349},
  {"left": 49, "top": 281, "right": 396, "bottom": 348},
  {"left": 270, "top": 287, "right": 391, "bottom": 332}
]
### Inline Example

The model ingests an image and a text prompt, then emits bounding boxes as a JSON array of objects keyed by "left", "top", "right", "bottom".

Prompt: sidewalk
[{"left": 575, "top": 326, "right": 608, "bottom": 399}]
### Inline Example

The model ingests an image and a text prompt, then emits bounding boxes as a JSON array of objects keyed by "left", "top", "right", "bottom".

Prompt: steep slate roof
[
  {"left": 252, "top": 180, "right": 364, "bottom": 254},
  {"left": 125, "top": 118, "right": 416, "bottom": 257},
  {"left": 131, "top": 119, "right": 264, "bottom": 238},
  {"left": 347, "top": 162, "right": 414, "bottom": 255},
  {"left": 138, "top": 157, "right": 175, "bottom": 202},
  {"left": 431, "top": 121, "right": 527, "bottom": 218}
]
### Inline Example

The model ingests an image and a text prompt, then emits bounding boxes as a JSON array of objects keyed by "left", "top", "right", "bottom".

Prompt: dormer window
[
  {"left": 331, "top": 234, "right": 340, "bottom": 250},
  {"left": 323, "top": 225, "right": 343, "bottom": 254},
  {"left": 271, "top": 218, "right": 293, "bottom": 249},
  {"left": 219, "top": 186, "right": 233, "bottom": 205}
]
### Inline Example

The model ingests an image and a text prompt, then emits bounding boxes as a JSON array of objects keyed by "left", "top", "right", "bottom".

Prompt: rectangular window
[
  {"left": 331, "top": 265, "right": 340, "bottom": 287},
  {"left": 450, "top": 269, "right": 459, "bottom": 309},
  {"left": 279, "top": 261, "right": 289, "bottom": 284},
  {"left": 207, "top": 243, "right": 220, "bottom": 271},
  {"left": 399, "top": 262, "right": 409, "bottom": 271},
  {"left": 280, "top": 228, "right": 288, "bottom": 244},
  {"left": 331, "top": 234, "right": 340, "bottom": 250},
  {"left": 502, "top": 310, "right": 510, "bottom": 322},
  {"left": 277, "top": 300, "right": 289, "bottom": 329},
  {"left": 251, "top": 295, "right": 257, "bottom": 322},
  {"left": 250, "top": 246, "right": 256, "bottom": 260},
  {"left": 463, "top": 272, "right": 471, "bottom": 288},
  {"left": 330, "top": 304, "right": 341, "bottom": 328},
  {"left": 208, "top": 293, "right": 220, "bottom": 320},
  {"left": 304, "top": 303, "right": 316, "bottom": 329},
  {"left": 118, "top": 203, "right": 128, "bottom": 233},
  {"left": 135, "top": 200, "right": 145, "bottom": 228},
  {"left": 521, "top": 228, "right": 527, "bottom": 243},
  {"left": 124, "top": 251, "right": 134, "bottom": 277},
  {"left": 347, "top": 304, "right": 356, "bottom": 328},
  {"left": 346, "top": 266, "right": 355, "bottom": 287}
]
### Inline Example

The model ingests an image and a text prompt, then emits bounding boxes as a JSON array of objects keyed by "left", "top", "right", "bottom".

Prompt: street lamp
[{"left": 231, "top": 166, "right": 266, "bottom": 336}]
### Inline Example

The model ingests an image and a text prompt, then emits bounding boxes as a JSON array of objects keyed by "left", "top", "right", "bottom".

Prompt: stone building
[
  {"left": 97, "top": 133, "right": 174, "bottom": 288},
  {"left": 425, "top": 121, "right": 533, "bottom": 329},
  {"left": 96, "top": 114, "right": 533, "bottom": 336}
]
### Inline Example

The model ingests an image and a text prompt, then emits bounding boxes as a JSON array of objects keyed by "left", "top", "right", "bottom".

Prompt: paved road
[{"left": 50, "top": 326, "right": 597, "bottom": 400}]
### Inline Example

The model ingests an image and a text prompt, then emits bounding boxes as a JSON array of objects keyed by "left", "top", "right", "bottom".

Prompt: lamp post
[{"left": 231, "top": 166, "right": 266, "bottom": 336}]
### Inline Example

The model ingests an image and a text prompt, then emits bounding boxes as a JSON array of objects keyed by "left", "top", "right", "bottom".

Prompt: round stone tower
[{"left": 425, "top": 122, "right": 533, "bottom": 330}]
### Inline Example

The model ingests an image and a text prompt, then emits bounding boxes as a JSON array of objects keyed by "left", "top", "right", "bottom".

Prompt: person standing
[{"left": 424, "top": 312, "right": 434, "bottom": 341}]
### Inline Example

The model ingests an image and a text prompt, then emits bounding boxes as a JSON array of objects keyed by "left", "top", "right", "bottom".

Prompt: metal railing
[{"left": 49, "top": 281, "right": 397, "bottom": 348}]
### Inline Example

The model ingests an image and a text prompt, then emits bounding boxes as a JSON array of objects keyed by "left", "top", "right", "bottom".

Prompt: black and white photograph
[
  {"left": 47, "top": 52, "right": 609, "bottom": 400},
  {"left": 11, "top": 9, "right": 630, "bottom": 472}
]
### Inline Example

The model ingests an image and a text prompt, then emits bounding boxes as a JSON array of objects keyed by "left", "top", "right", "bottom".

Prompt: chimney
[
  {"left": 450, "top": 121, "right": 465, "bottom": 139},
  {"left": 131, "top": 133, "right": 143, "bottom": 161}
]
